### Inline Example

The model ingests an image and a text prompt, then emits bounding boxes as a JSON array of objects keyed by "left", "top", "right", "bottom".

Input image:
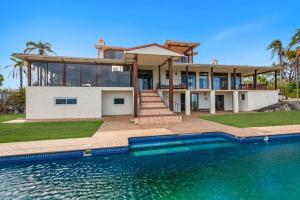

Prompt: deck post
[
  {"left": 275, "top": 70, "right": 278, "bottom": 90},
  {"left": 211, "top": 67, "right": 214, "bottom": 90},
  {"left": 233, "top": 91, "right": 239, "bottom": 113},
  {"left": 158, "top": 65, "right": 161, "bottom": 89},
  {"left": 233, "top": 68, "right": 237, "bottom": 90},
  {"left": 168, "top": 58, "right": 173, "bottom": 111},
  {"left": 210, "top": 90, "right": 216, "bottom": 114},
  {"left": 186, "top": 66, "right": 189, "bottom": 89},
  {"left": 27, "top": 60, "right": 31, "bottom": 86},
  {"left": 185, "top": 90, "right": 191, "bottom": 115},
  {"left": 133, "top": 55, "right": 138, "bottom": 117},
  {"left": 253, "top": 69, "right": 257, "bottom": 89}
]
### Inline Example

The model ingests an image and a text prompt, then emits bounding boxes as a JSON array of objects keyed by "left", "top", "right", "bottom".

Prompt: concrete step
[
  {"left": 139, "top": 108, "right": 174, "bottom": 116},
  {"left": 141, "top": 96, "right": 162, "bottom": 102},
  {"left": 141, "top": 102, "right": 166, "bottom": 108},
  {"left": 137, "top": 115, "right": 182, "bottom": 125}
]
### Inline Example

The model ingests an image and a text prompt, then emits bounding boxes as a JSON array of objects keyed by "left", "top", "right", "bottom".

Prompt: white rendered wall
[
  {"left": 102, "top": 91, "right": 133, "bottom": 115},
  {"left": 26, "top": 87, "right": 102, "bottom": 120},
  {"left": 239, "top": 92, "right": 249, "bottom": 111},
  {"left": 246, "top": 90, "right": 278, "bottom": 111},
  {"left": 198, "top": 92, "right": 210, "bottom": 110},
  {"left": 215, "top": 92, "right": 233, "bottom": 111}
]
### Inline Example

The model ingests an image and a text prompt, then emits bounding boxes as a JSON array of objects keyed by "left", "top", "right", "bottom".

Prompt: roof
[
  {"left": 125, "top": 43, "right": 184, "bottom": 56},
  {"left": 164, "top": 40, "right": 200, "bottom": 55},
  {"left": 12, "top": 53, "right": 125, "bottom": 64}
]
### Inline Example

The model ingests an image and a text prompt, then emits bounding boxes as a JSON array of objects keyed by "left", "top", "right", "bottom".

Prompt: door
[
  {"left": 181, "top": 93, "right": 185, "bottom": 112},
  {"left": 190, "top": 93, "right": 199, "bottom": 111},
  {"left": 215, "top": 95, "right": 224, "bottom": 110},
  {"left": 138, "top": 70, "right": 153, "bottom": 90}
]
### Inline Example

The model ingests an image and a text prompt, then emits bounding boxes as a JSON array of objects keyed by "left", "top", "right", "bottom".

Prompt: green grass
[
  {"left": 200, "top": 111, "right": 300, "bottom": 128},
  {"left": 0, "top": 114, "right": 102, "bottom": 143}
]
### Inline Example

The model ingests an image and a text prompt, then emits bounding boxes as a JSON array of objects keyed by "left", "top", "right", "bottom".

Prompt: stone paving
[{"left": 1, "top": 113, "right": 300, "bottom": 157}]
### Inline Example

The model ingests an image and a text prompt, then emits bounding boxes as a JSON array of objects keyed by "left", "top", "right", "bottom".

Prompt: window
[
  {"left": 81, "top": 65, "right": 97, "bottom": 87},
  {"left": 66, "top": 64, "right": 80, "bottom": 86},
  {"left": 104, "top": 50, "right": 124, "bottom": 59},
  {"left": 48, "top": 63, "right": 64, "bottom": 86},
  {"left": 55, "top": 98, "right": 77, "bottom": 105},
  {"left": 241, "top": 94, "right": 245, "bottom": 101},
  {"left": 114, "top": 98, "right": 124, "bottom": 104},
  {"left": 213, "top": 73, "right": 228, "bottom": 90},
  {"left": 199, "top": 72, "right": 209, "bottom": 89},
  {"left": 231, "top": 73, "right": 242, "bottom": 89},
  {"left": 99, "top": 65, "right": 131, "bottom": 87}
]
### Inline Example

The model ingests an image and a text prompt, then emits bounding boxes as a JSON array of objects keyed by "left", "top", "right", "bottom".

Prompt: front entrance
[
  {"left": 215, "top": 95, "right": 225, "bottom": 110},
  {"left": 138, "top": 70, "right": 153, "bottom": 90}
]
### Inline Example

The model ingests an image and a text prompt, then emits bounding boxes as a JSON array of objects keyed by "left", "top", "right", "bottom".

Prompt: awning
[{"left": 124, "top": 43, "right": 184, "bottom": 66}]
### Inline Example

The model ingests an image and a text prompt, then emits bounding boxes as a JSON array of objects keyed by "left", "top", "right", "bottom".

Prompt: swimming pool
[{"left": 1, "top": 134, "right": 300, "bottom": 199}]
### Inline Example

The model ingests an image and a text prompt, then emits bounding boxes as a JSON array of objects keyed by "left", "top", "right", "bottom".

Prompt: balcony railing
[
  {"left": 239, "top": 84, "right": 267, "bottom": 90},
  {"left": 160, "top": 78, "right": 186, "bottom": 89}
]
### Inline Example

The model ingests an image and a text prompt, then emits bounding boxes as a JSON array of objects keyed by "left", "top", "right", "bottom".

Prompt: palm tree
[
  {"left": 288, "top": 28, "right": 300, "bottom": 49},
  {"left": 24, "top": 41, "right": 55, "bottom": 55},
  {"left": 267, "top": 40, "right": 285, "bottom": 68},
  {"left": 0, "top": 74, "right": 3, "bottom": 86},
  {"left": 4, "top": 57, "right": 27, "bottom": 88}
]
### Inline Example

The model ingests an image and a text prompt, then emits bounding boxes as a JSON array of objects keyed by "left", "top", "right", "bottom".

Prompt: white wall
[
  {"left": 102, "top": 91, "right": 133, "bottom": 115},
  {"left": 26, "top": 87, "right": 102, "bottom": 119},
  {"left": 198, "top": 92, "right": 210, "bottom": 109},
  {"left": 215, "top": 92, "right": 233, "bottom": 111},
  {"left": 26, "top": 87, "right": 134, "bottom": 119},
  {"left": 239, "top": 92, "right": 249, "bottom": 111},
  {"left": 247, "top": 90, "right": 278, "bottom": 111}
]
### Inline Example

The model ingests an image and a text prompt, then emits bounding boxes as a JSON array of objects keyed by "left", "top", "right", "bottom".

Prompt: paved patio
[{"left": 1, "top": 113, "right": 300, "bottom": 157}]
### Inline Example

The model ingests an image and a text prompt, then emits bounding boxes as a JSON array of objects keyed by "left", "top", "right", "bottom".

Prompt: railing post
[
  {"left": 27, "top": 60, "right": 31, "bottom": 86},
  {"left": 158, "top": 65, "right": 161, "bottom": 89},
  {"left": 133, "top": 55, "right": 138, "bottom": 117},
  {"left": 233, "top": 68, "right": 237, "bottom": 90},
  {"left": 253, "top": 69, "right": 257, "bottom": 90},
  {"left": 168, "top": 58, "right": 173, "bottom": 111}
]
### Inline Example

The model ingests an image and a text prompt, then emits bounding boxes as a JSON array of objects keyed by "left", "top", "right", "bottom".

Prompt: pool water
[{"left": 1, "top": 137, "right": 300, "bottom": 199}]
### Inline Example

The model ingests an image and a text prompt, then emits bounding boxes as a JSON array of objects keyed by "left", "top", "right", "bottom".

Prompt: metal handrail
[{"left": 159, "top": 90, "right": 181, "bottom": 113}]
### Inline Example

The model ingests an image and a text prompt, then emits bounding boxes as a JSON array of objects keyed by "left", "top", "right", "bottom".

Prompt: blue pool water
[{"left": 1, "top": 136, "right": 300, "bottom": 199}]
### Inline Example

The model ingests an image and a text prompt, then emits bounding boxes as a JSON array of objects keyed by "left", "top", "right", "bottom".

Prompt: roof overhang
[
  {"left": 124, "top": 43, "right": 184, "bottom": 66},
  {"left": 174, "top": 63, "right": 280, "bottom": 76},
  {"left": 12, "top": 53, "right": 126, "bottom": 65}
]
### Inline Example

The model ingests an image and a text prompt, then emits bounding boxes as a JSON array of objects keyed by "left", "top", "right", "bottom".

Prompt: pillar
[
  {"left": 227, "top": 72, "right": 231, "bottom": 90},
  {"left": 233, "top": 68, "right": 237, "bottom": 90},
  {"left": 233, "top": 91, "right": 239, "bottom": 113},
  {"left": 158, "top": 65, "right": 161, "bottom": 89},
  {"left": 274, "top": 70, "right": 278, "bottom": 90},
  {"left": 133, "top": 55, "right": 138, "bottom": 117},
  {"left": 168, "top": 58, "right": 173, "bottom": 111},
  {"left": 210, "top": 90, "right": 215, "bottom": 114},
  {"left": 253, "top": 69, "right": 257, "bottom": 89},
  {"left": 186, "top": 66, "right": 189, "bottom": 89},
  {"left": 185, "top": 90, "right": 191, "bottom": 115},
  {"left": 211, "top": 67, "right": 214, "bottom": 90},
  {"left": 27, "top": 60, "right": 31, "bottom": 86}
]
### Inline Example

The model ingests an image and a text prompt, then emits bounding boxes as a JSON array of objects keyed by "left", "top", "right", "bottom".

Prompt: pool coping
[{"left": 1, "top": 131, "right": 300, "bottom": 165}]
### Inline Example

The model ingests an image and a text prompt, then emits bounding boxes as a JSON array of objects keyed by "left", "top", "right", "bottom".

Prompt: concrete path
[{"left": 1, "top": 114, "right": 300, "bottom": 157}]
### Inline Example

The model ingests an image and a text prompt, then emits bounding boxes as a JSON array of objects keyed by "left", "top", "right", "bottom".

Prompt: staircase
[{"left": 136, "top": 90, "right": 182, "bottom": 125}]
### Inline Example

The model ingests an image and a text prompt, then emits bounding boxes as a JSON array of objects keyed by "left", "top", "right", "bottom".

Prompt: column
[
  {"left": 158, "top": 65, "right": 161, "bottom": 89},
  {"left": 133, "top": 55, "right": 138, "bottom": 117},
  {"left": 186, "top": 66, "right": 189, "bottom": 89},
  {"left": 210, "top": 90, "right": 215, "bottom": 114},
  {"left": 195, "top": 70, "right": 199, "bottom": 89},
  {"left": 168, "top": 58, "right": 173, "bottom": 111},
  {"left": 233, "top": 68, "right": 237, "bottom": 90},
  {"left": 27, "top": 60, "right": 31, "bottom": 86},
  {"left": 253, "top": 69, "right": 257, "bottom": 89},
  {"left": 233, "top": 91, "right": 239, "bottom": 113},
  {"left": 274, "top": 70, "right": 278, "bottom": 90},
  {"left": 211, "top": 67, "right": 214, "bottom": 90},
  {"left": 227, "top": 72, "right": 231, "bottom": 90},
  {"left": 185, "top": 90, "right": 191, "bottom": 115}
]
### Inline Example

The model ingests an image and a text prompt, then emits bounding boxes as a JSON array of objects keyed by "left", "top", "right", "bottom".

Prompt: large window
[
  {"left": 66, "top": 64, "right": 80, "bottom": 86},
  {"left": 213, "top": 73, "right": 228, "bottom": 90},
  {"left": 30, "top": 62, "right": 131, "bottom": 87},
  {"left": 199, "top": 72, "right": 209, "bottom": 89},
  {"left": 181, "top": 72, "right": 196, "bottom": 89},
  {"left": 231, "top": 73, "right": 241, "bottom": 89},
  {"left": 48, "top": 63, "right": 63, "bottom": 86},
  {"left": 104, "top": 50, "right": 124, "bottom": 59}
]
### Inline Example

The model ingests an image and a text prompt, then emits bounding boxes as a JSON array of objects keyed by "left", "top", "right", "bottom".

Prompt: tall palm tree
[
  {"left": 24, "top": 41, "right": 55, "bottom": 55},
  {"left": 4, "top": 57, "right": 27, "bottom": 88},
  {"left": 267, "top": 40, "right": 285, "bottom": 81},
  {"left": 0, "top": 74, "right": 3, "bottom": 87},
  {"left": 288, "top": 28, "right": 300, "bottom": 49}
]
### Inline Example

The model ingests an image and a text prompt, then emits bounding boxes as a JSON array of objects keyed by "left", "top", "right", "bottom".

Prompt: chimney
[
  {"left": 98, "top": 38, "right": 105, "bottom": 46},
  {"left": 211, "top": 59, "right": 218, "bottom": 65}
]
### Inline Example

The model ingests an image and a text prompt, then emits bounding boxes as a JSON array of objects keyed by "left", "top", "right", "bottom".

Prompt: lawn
[
  {"left": 200, "top": 111, "right": 300, "bottom": 128},
  {"left": 0, "top": 114, "right": 102, "bottom": 143}
]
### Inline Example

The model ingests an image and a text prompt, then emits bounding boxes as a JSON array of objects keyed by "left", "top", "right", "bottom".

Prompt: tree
[
  {"left": 288, "top": 28, "right": 300, "bottom": 49},
  {"left": 24, "top": 41, "right": 55, "bottom": 55},
  {"left": 0, "top": 74, "right": 3, "bottom": 86},
  {"left": 4, "top": 57, "right": 27, "bottom": 88},
  {"left": 267, "top": 39, "right": 285, "bottom": 68},
  {"left": 8, "top": 88, "right": 25, "bottom": 113}
]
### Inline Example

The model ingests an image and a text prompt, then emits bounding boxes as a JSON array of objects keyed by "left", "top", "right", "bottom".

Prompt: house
[{"left": 12, "top": 39, "right": 279, "bottom": 124}]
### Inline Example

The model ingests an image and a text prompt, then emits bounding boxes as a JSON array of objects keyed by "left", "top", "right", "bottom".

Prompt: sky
[{"left": 0, "top": 0, "right": 299, "bottom": 88}]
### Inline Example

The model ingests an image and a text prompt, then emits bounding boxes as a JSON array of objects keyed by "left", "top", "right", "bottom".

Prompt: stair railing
[
  {"left": 158, "top": 90, "right": 181, "bottom": 113},
  {"left": 138, "top": 87, "right": 142, "bottom": 116}
]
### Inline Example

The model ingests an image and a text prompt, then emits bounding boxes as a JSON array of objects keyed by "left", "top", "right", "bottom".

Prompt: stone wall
[{"left": 257, "top": 101, "right": 300, "bottom": 112}]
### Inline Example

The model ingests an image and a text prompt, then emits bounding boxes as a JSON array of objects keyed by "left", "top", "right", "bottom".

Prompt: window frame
[{"left": 54, "top": 97, "right": 78, "bottom": 105}]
